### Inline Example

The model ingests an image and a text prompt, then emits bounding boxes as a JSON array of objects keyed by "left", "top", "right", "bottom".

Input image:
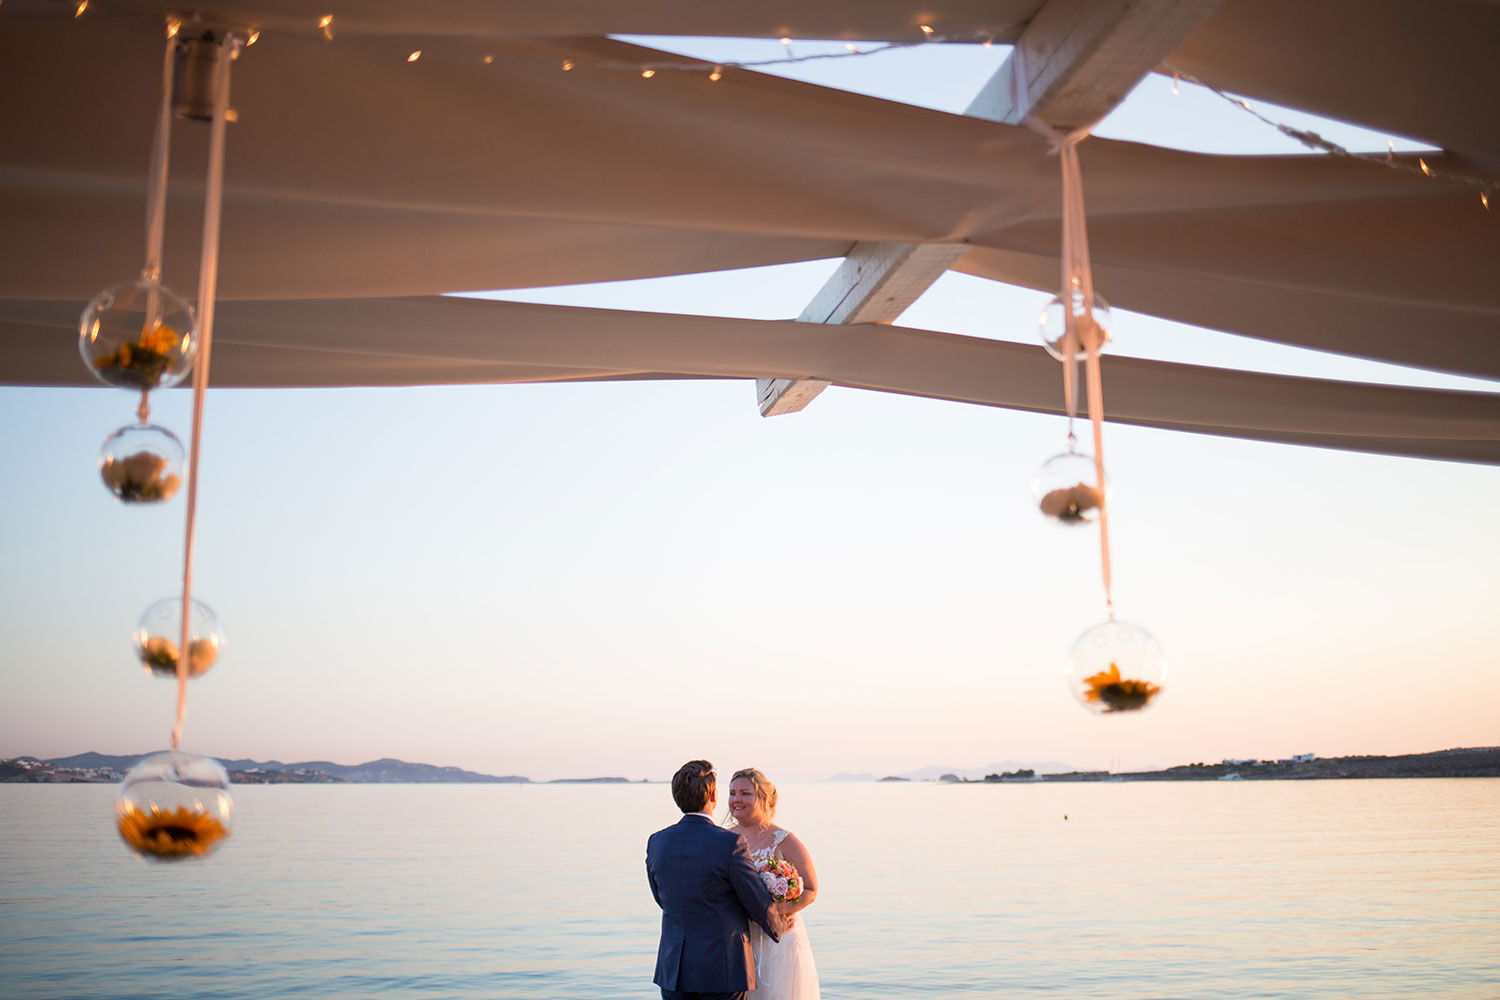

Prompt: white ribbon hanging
[
  {"left": 1014, "top": 50, "right": 1115, "bottom": 616},
  {"left": 142, "top": 35, "right": 174, "bottom": 289},
  {"left": 172, "top": 36, "right": 235, "bottom": 751},
  {"left": 135, "top": 33, "right": 177, "bottom": 425}
]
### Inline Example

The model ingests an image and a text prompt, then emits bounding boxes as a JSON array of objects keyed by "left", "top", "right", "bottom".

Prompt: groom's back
[
  {"left": 646, "top": 817, "right": 759, "bottom": 993},
  {"left": 648, "top": 820, "right": 736, "bottom": 915}
]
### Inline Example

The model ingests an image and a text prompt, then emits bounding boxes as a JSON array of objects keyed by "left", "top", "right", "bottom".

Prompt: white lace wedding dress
[{"left": 747, "top": 829, "right": 820, "bottom": 1000}]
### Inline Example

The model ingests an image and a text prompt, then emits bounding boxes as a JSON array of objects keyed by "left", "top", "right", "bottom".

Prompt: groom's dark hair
[{"left": 671, "top": 759, "right": 716, "bottom": 813}]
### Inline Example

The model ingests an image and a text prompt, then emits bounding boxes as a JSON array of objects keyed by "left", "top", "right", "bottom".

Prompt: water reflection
[{"left": 1, "top": 780, "right": 1496, "bottom": 998}]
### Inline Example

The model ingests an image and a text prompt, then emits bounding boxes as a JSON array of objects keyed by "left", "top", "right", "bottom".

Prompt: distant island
[
  {"left": 0, "top": 752, "right": 635, "bottom": 785},
  {"left": 961, "top": 747, "right": 1499, "bottom": 782}
]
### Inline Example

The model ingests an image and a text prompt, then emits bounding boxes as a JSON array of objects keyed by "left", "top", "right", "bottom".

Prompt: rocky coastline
[{"left": 1017, "top": 746, "right": 1500, "bottom": 782}]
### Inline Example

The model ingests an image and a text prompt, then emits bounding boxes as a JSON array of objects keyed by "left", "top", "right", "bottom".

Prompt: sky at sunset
[{"left": 2, "top": 38, "right": 1496, "bottom": 781}]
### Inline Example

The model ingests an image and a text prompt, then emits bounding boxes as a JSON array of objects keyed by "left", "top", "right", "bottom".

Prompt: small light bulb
[
  {"left": 641, "top": 68, "right": 655, "bottom": 78},
  {"left": 318, "top": 14, "right": 333, "bottom": 28},
  {"left": 1239, "top": 99, "right": 1252, "bottom": 111},
  {"left": 1171, "top": 73, "right": 1179, "bottom": 96},
  {"left": 247, "top": 30, "right": 260, "bottom": 45},
  {"left": 1482, "top": 191, "right": 1490, "bottom": 210},
  {"left": 780, "top": 37, "right": 792, "bottom": 46},
  {"left": 407, "top": 50, "right": 421, "bottom": 62},
  {"left": 919, "top": 25, "right": 934, "bottom": 36},
  {"left": 483, "top": 54, "right": 494, "bottom": 64},
  {"left": 709, "top": 66, "right": 722, "bottom": 81},
  {"left": 1419, "top": 158, "right": 1431, "bottom": 176},
  {"left": 74, "top": 0, "right": 87, "bottom": 16},
  {"left": 982, "top": 39, "right": 992, "bottom": 49},
  {"left": 561, "top": 59, "right": 574, "bottom": 71},
  {"left": 166, "top": 19, "right": 180, "bottom": 38},
  {"left": 845, "top": 43, "right": 857, "bottom": 52}
]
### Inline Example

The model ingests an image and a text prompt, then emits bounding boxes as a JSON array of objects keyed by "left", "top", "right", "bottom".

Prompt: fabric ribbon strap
[
  {"left": 1016, "top": 48, "right": 1114, "bottom": 616},
  {"left": 173, "top": 38, "right": 233, "bottom": 750}
]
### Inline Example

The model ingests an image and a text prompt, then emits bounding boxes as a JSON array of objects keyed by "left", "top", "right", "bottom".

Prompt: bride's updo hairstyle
[{"left": 731, "top": 767, "right": 778, "bottom": 820}]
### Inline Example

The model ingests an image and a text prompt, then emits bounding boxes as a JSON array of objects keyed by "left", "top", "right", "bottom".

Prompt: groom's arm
[
  {"left": 647, "top": 863, "right": 663, "bottom": 909},
  {"left": 728, "top": 834, "right": 786, "bottom": 942},
  {"left": 645, "top": 838, "right": 664, "bottom": 910}
]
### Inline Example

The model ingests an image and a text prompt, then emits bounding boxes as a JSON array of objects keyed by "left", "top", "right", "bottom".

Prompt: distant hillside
[
  {"left": 826, "top": 760, "right": 1079, "bottom": 782},
  {"left": 24, "top": 752, "right": 530, "bottom": 784},
  {"left": 1098, "top": 746, "right": 1500, "bottom": 782},
  {"left": 822, "top": 749, "right": 1500, "bottom": 784},
  {"left": 901, "top": 760, "right": 1078, "bottom": 781}
]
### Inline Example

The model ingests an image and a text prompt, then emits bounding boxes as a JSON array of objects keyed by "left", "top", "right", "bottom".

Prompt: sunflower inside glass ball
[
  {"left": 1080, "top": 662, "right": 1161, "bottom": 712},
  {"left": 115, "top": 752, "right": 233, "bottom": 861},
  {"left": 1039, "top": 483, "right": 1102, "bottom": 523},
  {"left": 134, "top": 597, "right": 224, "bottom": 678},
  {"left": 78, "top": 280, "right": 197, "bottom": 390},
  {"left": 1064, "top": 620, "right": 1167, "bottom": 714},
  {"left": 99, "top": 424, "right": 183, "bottom": 503},
  {"left": 1032, "top": 450, "right": 1105, "bottom": 526}
]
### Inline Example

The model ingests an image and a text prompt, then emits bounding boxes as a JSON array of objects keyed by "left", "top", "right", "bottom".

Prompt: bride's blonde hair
[{"left": 731, "top": 767, "right": 778, "bottom": 820}]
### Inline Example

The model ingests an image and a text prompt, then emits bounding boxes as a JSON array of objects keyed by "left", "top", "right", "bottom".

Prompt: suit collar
[{"left": 679, "top": 813, "right": 715, "bottom": 825}]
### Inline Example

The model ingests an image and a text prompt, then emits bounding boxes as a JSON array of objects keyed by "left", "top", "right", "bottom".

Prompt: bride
[{"left": 726, "top": 768, "right": 820, "bottom": 1000}]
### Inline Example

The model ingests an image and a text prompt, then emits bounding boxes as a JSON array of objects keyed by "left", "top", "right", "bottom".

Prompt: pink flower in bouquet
[{"left": 755, "top": 856, "right": 803, "bottom": 902}]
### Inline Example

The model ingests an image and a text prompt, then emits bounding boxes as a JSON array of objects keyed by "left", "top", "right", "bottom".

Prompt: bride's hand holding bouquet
[{"left": 756, "top": 854, "right": 804, "bottom": 904}]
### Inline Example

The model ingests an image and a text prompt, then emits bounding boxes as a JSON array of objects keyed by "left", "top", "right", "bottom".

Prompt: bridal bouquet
[{"left": 756, "top": 856, "right": 803, "bottom": 902}]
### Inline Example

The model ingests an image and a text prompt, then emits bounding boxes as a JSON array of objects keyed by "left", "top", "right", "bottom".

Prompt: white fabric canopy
[
  {"left": 1, "top": 0, "right": 1496, "bottom": 459},
  {"left": 4, "top": 295, "right": 1496, "bottom": 464}
]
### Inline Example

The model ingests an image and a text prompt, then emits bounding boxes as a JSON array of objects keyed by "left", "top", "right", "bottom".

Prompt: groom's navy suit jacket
[{"left": 646, "top": 814, "right": 783, "bottom": 994}]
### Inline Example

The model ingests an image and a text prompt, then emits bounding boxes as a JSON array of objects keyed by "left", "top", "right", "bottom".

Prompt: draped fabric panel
[{"left": 5, "top": 296, "right": 1495, "bottom": 463}]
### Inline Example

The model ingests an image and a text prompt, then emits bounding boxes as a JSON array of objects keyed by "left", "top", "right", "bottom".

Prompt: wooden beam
[
  {"left": 969, "top": 0, "right": 1224, "bottom": 129},
  {"left": 758, "top": 243, "right": 965, "bottom": 415},
  {"left": 758, "top": 0, "right": 1221, "bottom": 417}
]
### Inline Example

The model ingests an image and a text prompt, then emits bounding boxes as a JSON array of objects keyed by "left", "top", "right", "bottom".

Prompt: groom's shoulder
[{"left": 648, "top": 817, "right": 741, "bottom": 848}]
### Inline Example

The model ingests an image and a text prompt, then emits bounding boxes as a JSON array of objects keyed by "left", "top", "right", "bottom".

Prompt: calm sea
[{"left": 2, "top": 780, "right": 1497, "bottom": 999}]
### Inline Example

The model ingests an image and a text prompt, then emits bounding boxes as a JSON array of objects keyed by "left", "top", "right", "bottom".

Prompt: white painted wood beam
[
  {"left": 757, "top": 242, "right": 965, "bottom": 415},
  {"left": 758, "top": 0, "right": 1222, "bottom": 417},
  {"left": 969, "top": 0, "right": 1224, "bottom": 129}
]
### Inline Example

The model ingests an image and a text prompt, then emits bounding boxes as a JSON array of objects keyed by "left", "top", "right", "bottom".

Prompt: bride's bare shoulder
[
  {"left": 775, "top": 828, "right": 809, "bottom": 851},
  {"left": 776, "top": 830, "right": 816, "bottom": 876}
]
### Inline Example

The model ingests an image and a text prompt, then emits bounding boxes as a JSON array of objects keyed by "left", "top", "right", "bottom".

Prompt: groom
[{"left": 646, "top": 759, "right": 786, "bottom": 1000}]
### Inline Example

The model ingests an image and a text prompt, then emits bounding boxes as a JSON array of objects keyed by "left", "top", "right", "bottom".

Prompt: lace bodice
[{"left": 749, "top": 828, "right": 788, "bottom": 863}]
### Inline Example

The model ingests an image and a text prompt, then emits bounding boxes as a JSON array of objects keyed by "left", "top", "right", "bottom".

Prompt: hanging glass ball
[
  {"left": 78, "top": 279, "right": 197, "bottom": 390},
  {"left": 99, "top": 424, "right": 184, "bottom": 504},
  {"left": 1032, "top": 450, "right": 1106, "bottom": 526},
  {"left": 115, "top": 751, "right": 233, "bottom": 861},
  {"left": 1064, "top": 619, "right": 1167, "bottom": 714},
  {"left": 1039, "top": 289, "right": 1112, "bottom": 362},
  {"left": 134, "top": 597, "right": 224, "bottom": 679}
]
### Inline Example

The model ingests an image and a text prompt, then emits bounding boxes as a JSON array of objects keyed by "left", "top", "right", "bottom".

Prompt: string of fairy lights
[{"left": 1162, "top": 64, "right": 1494, "bottom": 209}]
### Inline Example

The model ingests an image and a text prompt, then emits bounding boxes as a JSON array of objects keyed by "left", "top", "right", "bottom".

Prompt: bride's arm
[{"left": 776, "top": 832, "right": 818, "bottom": 916}]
